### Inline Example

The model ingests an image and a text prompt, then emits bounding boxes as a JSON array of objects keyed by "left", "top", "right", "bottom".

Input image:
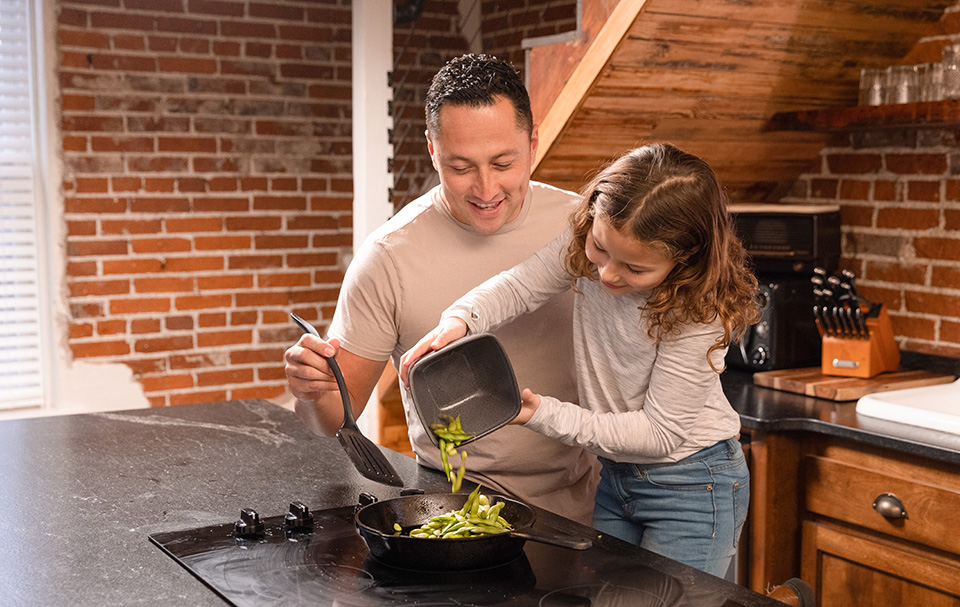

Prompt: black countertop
[
  {"left": 0, "top": 399, "right": 782, "bottom": 607},
  {"left": 723, "top": 367, "right": 960, "bottom": 465}
]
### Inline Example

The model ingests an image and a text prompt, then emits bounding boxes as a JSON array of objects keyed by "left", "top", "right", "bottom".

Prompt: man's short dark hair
[{"left": 425, "top": 54, "right": 533, "bottom": 138}]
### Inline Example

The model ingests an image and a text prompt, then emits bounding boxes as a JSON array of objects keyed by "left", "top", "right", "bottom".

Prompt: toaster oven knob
[
  {"left": 751, "top": 346, "right": 769, "bottom": 366},
  {"left": 757, "top": 290, "right": 771, "bottom": 312},
  {"left": 284, "top": 501, "right": 314, "bottom": 531},
  {"left": 235, "top": 508, "right": 265, "bottom": 538}
]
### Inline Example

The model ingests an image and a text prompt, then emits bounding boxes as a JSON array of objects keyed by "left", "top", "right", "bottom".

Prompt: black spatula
[{"left": 290, "top": 313, "right": 404, "bottom": 487}]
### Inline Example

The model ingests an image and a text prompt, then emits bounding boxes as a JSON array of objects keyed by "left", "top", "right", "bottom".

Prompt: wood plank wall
[{"left": 532, "top": 0, "right": 953, "bottom": 202}]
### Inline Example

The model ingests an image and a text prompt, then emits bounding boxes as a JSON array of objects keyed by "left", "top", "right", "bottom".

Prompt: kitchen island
[{"left": 0, "top": 399, "right": 782, "bottom": 607}]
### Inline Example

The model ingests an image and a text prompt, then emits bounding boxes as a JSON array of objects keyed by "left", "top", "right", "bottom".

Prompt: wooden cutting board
[{"left": 752, "top": 367, "right": 956, "bottom": 402}]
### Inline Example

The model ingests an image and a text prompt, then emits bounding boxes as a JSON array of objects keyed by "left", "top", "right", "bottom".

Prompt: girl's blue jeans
[{"left": 592, "top": 437, "right": 750, "bottom": 578}]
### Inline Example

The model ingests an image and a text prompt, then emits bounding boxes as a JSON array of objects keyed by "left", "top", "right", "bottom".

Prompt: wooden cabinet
[
  {"left": 803, "top": 442, "right": 960, "bottom": 555},
  {"left": 743, "top": 431, "right": 960, "bottom": 605},
  {"left": 802, "top": 521, "right": 960, "bottom": 606}
]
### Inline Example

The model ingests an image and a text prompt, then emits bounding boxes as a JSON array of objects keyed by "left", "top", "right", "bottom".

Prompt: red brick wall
[
  {"left": 391, "top": 0, "right": 467, "bottom": 209},
  {"left": 480, "top": 0, "right": 578, "bottom": 68},
  {"left": 785, "top": 131, "right": 960, "bottom": 358},
  {"left": 58, "top": 0, "right": 353, "bottom": 406},
  {"left": 55, "top": 0, "right": 585, "bottom": 408},
  {"left": 780, "top": 6, "right": 960, "bottom": 358}
]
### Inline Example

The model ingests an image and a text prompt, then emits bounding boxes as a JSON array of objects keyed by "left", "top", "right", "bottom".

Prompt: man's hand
[
  {"left": 398, "top": 317, "right": 468, "bottom": 385},
  {"left": 284, "top": 335, "right": 341, "bottom": 406},
  {"left": 284, "top": 336, "right": 385, "bottom": 437}
]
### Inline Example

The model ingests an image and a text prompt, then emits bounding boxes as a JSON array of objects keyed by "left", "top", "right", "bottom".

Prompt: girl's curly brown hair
[{"left": 565, "top": 143, "right": 760, "bottom": 372}]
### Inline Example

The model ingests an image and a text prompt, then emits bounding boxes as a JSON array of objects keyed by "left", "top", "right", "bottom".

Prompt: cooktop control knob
[
  {"left": 284, "top": 501, "right": 314, "bottom": 532},
  {"left": 235, "top": 508, "right": 265, "bottom": 538}
]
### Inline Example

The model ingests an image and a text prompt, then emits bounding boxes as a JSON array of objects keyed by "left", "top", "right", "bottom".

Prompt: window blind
[{"left": 0, "top": 0, "right": 45, "bottom": 409}]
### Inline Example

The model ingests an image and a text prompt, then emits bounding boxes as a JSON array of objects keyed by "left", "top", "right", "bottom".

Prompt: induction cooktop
[{"left": 149, "top": 500, "right": 750, "bottom": 607}]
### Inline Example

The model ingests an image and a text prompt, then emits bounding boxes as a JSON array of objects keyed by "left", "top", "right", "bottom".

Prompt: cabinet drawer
[
  {"left": 804, "top": 453, "right": 960, "bottom": 556},
  {"left": 802, "top": 520, "right": 960, "bottom": 604}
]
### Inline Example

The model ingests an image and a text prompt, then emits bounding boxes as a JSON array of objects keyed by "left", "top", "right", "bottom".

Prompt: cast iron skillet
[{"left": 354, "top": 492, "right": 592, "bottom": 571}]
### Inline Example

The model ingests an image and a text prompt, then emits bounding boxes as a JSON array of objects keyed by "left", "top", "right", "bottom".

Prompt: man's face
[{"left": 426, "top": 97, "right": 538, "bottom": 234}]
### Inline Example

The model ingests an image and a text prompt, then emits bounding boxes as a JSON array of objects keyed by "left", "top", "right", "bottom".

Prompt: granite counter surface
[
  {"left": 723, "top": 368, "right": 960, "bottom": 465},
  {"left": 0, "top": 399, "right": 780, "bottom": 607}
]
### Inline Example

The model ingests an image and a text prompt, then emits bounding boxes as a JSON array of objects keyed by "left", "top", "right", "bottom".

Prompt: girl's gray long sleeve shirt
[{"left": 443, "top": 230, "right": 741, "bottom": 464}]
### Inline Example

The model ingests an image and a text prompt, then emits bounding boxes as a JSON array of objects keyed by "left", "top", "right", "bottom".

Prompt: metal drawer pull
[{"left": 872, "top": 493, "right": 908, "bottom": 519}]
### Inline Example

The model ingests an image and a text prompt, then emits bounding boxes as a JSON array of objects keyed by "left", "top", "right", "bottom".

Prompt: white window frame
[
  {"left": 0, "top": 0, "right": 149, "bottom": 420},
  {"left": 0, "top": 0, "right": 52, "bottom": 413}
]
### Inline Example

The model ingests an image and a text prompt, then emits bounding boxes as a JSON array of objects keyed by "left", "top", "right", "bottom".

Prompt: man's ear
[
  {"left": 529, "top": 124, "right": 540, "bottom": 166},
  {"left": 426, "top": 129, "right": 439, "bottom": 171}
]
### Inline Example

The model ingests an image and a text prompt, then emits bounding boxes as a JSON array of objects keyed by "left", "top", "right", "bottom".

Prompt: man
[{"left": 284, "top": 54, "right": 598, "bottom": 524}]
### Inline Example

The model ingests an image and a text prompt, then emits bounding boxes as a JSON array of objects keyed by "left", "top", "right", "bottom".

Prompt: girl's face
[{"left": 585, "top": 217, "right": 677, "bottom": 296}]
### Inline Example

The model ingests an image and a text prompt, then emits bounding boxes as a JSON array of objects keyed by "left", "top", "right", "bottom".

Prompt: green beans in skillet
[
  {"left": 403, "top": 485, "right": 512, "bottom": 539},
  {"left": 431, "top": 415, "right": 471, "bottom": 492}
]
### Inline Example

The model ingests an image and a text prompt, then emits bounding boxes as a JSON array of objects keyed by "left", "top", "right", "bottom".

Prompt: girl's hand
[
  {"left": 513, "top": 388, "right": 541, "bottom": 424},
  {"left": 399, "top": 317, "right": 468, "bottom": 385}
]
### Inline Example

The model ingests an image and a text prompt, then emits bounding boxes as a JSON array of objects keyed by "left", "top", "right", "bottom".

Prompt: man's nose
[{"left": 473, "top": 168, "right": 498, "bottom": 201}]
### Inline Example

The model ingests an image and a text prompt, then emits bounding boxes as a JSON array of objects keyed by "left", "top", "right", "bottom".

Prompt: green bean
[
  {"left": 485, "top": 500, "right": 504, "bottom": 521},
  {"left": 403, "top": 490, "right": 512, "bottom": 539},
  {"left": 431, "top": 415, "right": 475, "bottom": 492},
  {"left": 439, "top": 438, "right": 451, "bottom": 480},
  {"left": 460, "top": 484, "right": 481, "bottom": 515},
  {"left": 450, "top": 452, "right": 466, "bottom": 491}
]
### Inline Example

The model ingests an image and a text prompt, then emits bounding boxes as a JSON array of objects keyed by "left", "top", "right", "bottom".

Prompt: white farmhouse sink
[{"left": 856, "top": 378, "right": 960, "bottom": 435}]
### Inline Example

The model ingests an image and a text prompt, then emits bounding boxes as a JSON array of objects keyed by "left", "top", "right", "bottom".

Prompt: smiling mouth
[
  {"left": 472, "top": 200, "right": 502, "bottom": 211},
  {"left": 601, "top": 280, "right": 625, "bottom": 290}
]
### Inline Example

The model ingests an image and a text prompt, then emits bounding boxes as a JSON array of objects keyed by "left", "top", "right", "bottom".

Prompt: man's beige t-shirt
[{"left": 328, "top": 182, "right": 600, "bottom": 524}]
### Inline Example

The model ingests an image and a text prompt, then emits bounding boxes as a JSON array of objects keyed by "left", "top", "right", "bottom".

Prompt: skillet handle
[{"left": 510, "top": 529, "right": 592, "bottom": 550}]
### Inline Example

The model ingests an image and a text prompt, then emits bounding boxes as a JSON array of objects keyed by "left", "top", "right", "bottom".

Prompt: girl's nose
[{"left": 598, "top": 264, "right": 618, "bottom": 284}]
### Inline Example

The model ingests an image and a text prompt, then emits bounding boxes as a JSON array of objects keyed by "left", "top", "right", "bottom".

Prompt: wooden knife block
[{"left": 820, "top": 305, "right": 899, "bottom": 379}]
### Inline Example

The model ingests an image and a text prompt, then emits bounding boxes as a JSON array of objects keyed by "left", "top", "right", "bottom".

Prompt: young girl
[{"left": 400, "top": 143, "right": 760, "bottom": 578}]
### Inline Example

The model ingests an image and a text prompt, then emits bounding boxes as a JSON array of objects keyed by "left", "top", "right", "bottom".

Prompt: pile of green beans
[
  {"left": 431, "top": 415, "right": 472, "bottom": 492},
  {"left": 403, "top": 485, "right": 512, "bottom": 539}
]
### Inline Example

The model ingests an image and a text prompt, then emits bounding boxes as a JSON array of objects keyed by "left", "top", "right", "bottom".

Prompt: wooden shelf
[{"left": 766, "top": 98, "right": 960, "bottom": 132}]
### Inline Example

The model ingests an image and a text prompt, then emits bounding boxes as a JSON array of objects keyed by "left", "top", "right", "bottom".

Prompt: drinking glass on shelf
[
  {"left": 918, "top": 62, "right": 944, "bottom": 102},
  {"left": 942, "top": 44, "right": 960, "bottom": 99},
  {"left": 884, "top": 65, "right": 918, "bottom": 104},
  {"left": 859, "top": 68, "right": 885, "bottom": 106}
]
